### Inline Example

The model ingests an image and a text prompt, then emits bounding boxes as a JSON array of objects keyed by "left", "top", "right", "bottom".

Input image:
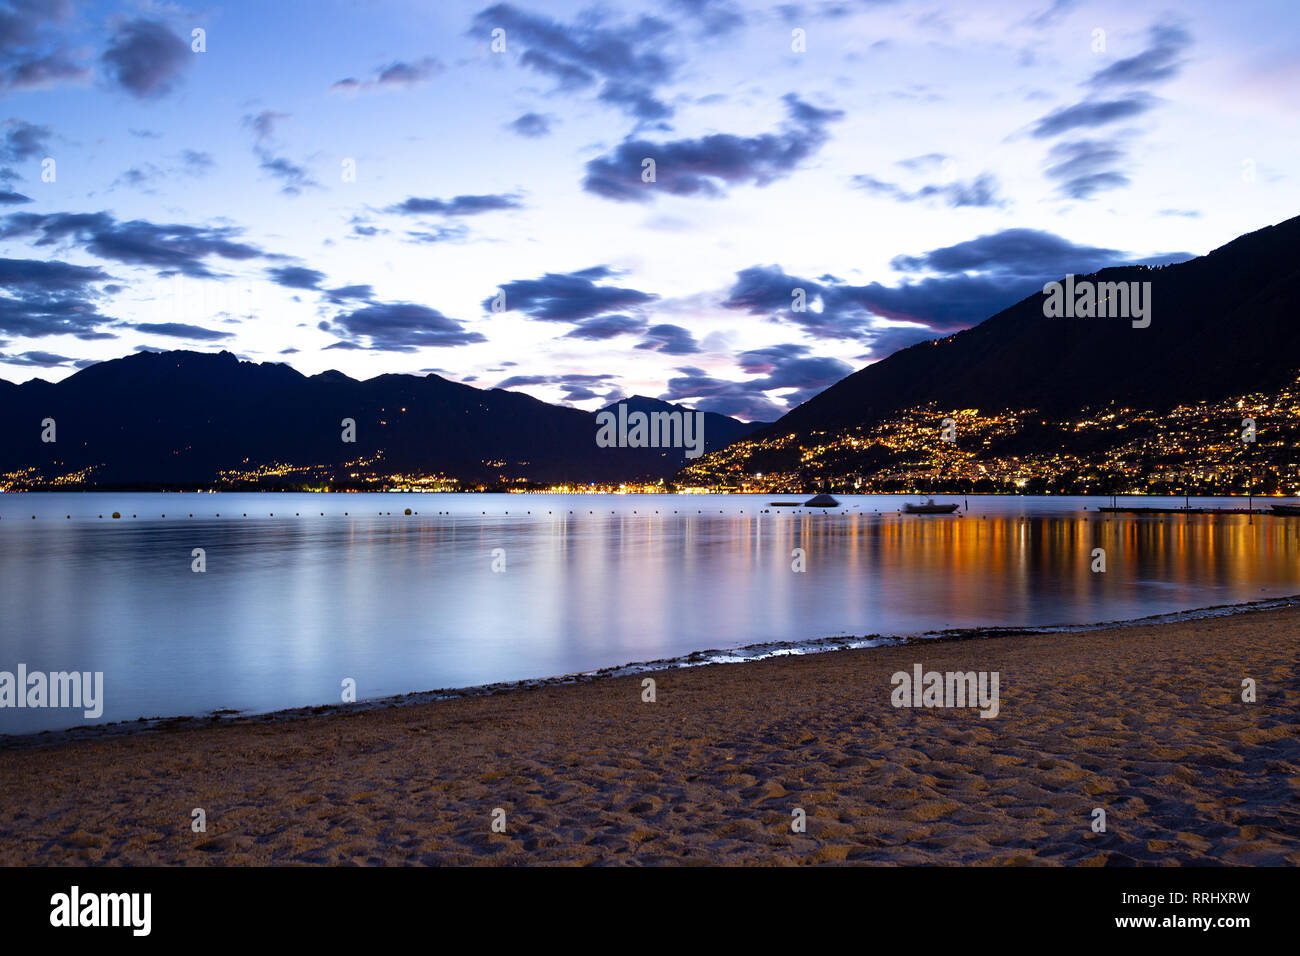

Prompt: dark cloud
[
  {"left": 0, "top": 189, "right": 30, "bottom": 204},
  {"left": 404, "top": 225, "right": 470, "bottom": 244},
  {"left": 0, "top": 0, "right": 88, "bottom": 90},
  {"left": 377, "top": 57, "right": 443, "bottom": 85},
  {"left": 1086, "top": 24, "right": 1191, "bottom": 88},
  {"left": 126, "top": 322, "right": 233, "bottom": 341},
  {"left": 1030, "top": 95, "right": 1155, "bottom": 137},
  {"left": 324, "top": 302, "right": 487, "bottom": 351},
  {"left": 0, "top": 349, "right": 76, "bottom": 367},
  {"left": 850, "top": 171, "right": 1005, "bottom": 208},
  {"left": 256, "top": 151, "right": 319, "bottom": 196},
  {"left": 597, "top": 82, "right": 673, "bottom": 122},
  {"left": 471, "top": 3, "right": 676, "bottom": 121},
  {"left": 101, "top": 19, "right": 190, "bottom": 99},
  {"left": 266, "top": 266, "right": 325, "bottom": 290},
  {"left": 656, "top": 343, "right": 865, "bottom": 420},
  {"left": 1042, "top": 139, "right": 1129, "bottom": 198},
  {"left": 0, "top": 255, "right": 114, "bottom": 338},
  {"left": 333, "top": 57, "right": 443, "bottom": 91},
  {"left": 890, "top": 229, "right": 1125, "bottom": 277},
  {"left": 659, "top": 367, "right": 785, "bottom": 421},
  {"left": 635, "top": 323, "right": 700, "bottom": 355},
  {"left": 1, "top": 120, "right": 51, "bottom": 161},
  {"left": 495, "top": 370, "right": 618, "bottom": 403},
  {"left": 325, "top": 284, "right": 374, "bottom": 304},
  {"left": 562, "top": 313, "right": 647, "bottom": 340},
  {"left": 507, "top": 112, "right": 552, "bottom": 137},
  {"left": 734, "top": 343, "right": 852, "bottom": 404},
  {"left": 487, "top": 267, "right": 657, "bottom": 321},
  {"left": 718, "top": 228, "right": 1189, "bottom": 350},
  {"left": 583, "top": 94, "right": 843, "bottom": 202},
  {"left": 387, "top": 194, "right": 522, "bottom": 216},
  {"left": 0, "top": 257, "right": 111, "bottom": 292},
  {"left": 0, "top": 210, "right": 267, "bottom": 278}
]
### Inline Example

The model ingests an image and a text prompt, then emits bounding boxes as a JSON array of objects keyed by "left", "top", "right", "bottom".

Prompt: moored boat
[
  {"left": 1269, "top": 503, "right": 1300, "bottom": 516},
  {"left": 803, "top": 494, "right": 840, "bottom": 507},
  {"left": 903, "top": 498, "right": 960, "bottom": 515}
]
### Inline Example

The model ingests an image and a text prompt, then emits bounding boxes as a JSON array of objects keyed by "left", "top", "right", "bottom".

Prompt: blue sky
[{"left": 2, "top": 0, "right": 1297, "bottom": 419}]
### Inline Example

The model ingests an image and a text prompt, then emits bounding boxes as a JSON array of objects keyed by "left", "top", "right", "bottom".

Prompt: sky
[{"left": 1, "top": 0, "right": 1297, "bottom": 420}]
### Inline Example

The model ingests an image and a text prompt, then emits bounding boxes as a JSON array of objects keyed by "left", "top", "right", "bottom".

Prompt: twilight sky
[{"left": 2, "top": 0, "right": 1297, "bottom": 420}]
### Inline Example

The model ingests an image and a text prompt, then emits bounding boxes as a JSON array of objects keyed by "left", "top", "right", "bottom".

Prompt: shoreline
[
  {"left": 5, "top": 592, "right": 1299, "bottom": 751},
  {"left": 2, "top": 603, "right": 1296, "bottom": 864}
]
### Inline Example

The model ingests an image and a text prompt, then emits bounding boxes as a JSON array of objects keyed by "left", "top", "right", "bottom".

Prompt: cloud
[
  {"left": 0, "top": 349, "right": 77, "bottom": 367},
  {"left": 635, "top": 323, "right": 701, "bottom": 355},
  {"left": 507, "top": 112, "right": 552, "bottom": 137},
  {"left": 670, "top": 0, "right": 746, "bottom": 38},
  {"left": 583, "top": 93, "right": 843, "bottom": 202},
  {"left": 180, "top": 149, "right": 214, "bottom": 174},
  {"left": 850, "top": 171, "right": 1005, "bottom": 208},
  {"left": 324, "top": 284, "right": 374, "bottom": 303},
  {"left": 896, "top": 152, "right": 948, "bottom": 171},
  {"left": 324, "top": 302, "right": 487, "bottom": 351},
  {"left": 332, "top": 57, "right": 443, "bottom": 92},
  {"left": 471, "top": 3, "right": 676, "bottom": 121},
  {"left": 495, "top": 370, "right": 619, "bottom": 403},
  {"left": 404, "top": 225, "right": 470, "bottom": 244},
  {"left": 0, "top": 0, "right": 88, "bottom": 90},
  {"left": 101, "top": 19, "right": 190, "bottom": 99},
  {"left": 1030, "top": 95, "right": 1155, "bottom": 137},
  {"left": 717, "top": 228, "right": 1190, "bottom": 350},
  {"left": 1042, "top": 138, "right": 1129, "bottom": 198},
  {"left": 1086, "top": 24, "right": 1191, "bottom": 88},
  {"left": 241, "top": 112, "right": 318, "bottom": 196},
  {"left": 0, "top": 210, "right": 267, "bottom": 278},
  {"left": 889, "top": 228, "right": 1127, "bottom": 277},
  {"left": 266, "top": 266, "right": 325, "bottom": 290},
  {"left": 256, "top": 151, "right": 319, "bottom": 196},
  {"left": 0, "top": 189, "right": 30, "bottom": 204},
  {"left": 1, "top": 120, "right": 51, "bottom": 161},
  {"left": 561, "top": 313, "right": 647, "bottom": 340},
  {"left": 487, "top": 267, "right": 658, "bottom": 322},
  {"left": 0, "top": 256, "right": 115, "bottom": 338},
  {"left": 125, "top": 322, "right": 233, "bottom": 340},
  {"left": 734, "top": 343, "right": 852, "bottom": 404},
  {"left": 243, "top": 110, "right": 288, "bottom": 143},
  {"left": 1024, "top": 0, "right": 1077, "bottom": 29},
  {"left": 659, "top": 367, "right": 785, "bottom": 421},
  {"left": 386, "top": 194, "right": 522, "bottom": 216}
]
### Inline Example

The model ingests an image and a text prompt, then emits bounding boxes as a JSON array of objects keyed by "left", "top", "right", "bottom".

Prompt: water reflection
[{"left": 1, "top": 493, "right": 1297, "bottom": 733}]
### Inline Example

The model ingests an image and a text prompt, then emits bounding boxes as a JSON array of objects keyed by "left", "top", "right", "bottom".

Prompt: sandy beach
[{"left": 1, "top": 606, "right": 1297, "bottom": 866}]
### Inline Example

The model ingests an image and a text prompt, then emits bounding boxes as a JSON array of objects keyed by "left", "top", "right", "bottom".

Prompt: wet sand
[{"left": 1, "top": 607, "right": 1297, "bottom": 865}]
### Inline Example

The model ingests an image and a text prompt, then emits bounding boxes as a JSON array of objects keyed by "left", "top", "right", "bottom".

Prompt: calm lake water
[{"left": 2, "top": 492, "right": 1299, "bottom": 734}]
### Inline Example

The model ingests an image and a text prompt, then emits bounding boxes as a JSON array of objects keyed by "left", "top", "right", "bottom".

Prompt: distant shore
[{"left": 2, "top": 603, "right": 1296, "bottom": 865}]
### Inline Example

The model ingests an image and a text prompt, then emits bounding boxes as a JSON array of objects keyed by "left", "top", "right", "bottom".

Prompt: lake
[{"left": 2, "top": 492, "right": 1298, "bottom": 734}]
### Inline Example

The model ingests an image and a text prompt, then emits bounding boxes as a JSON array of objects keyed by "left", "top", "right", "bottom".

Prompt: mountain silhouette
[
  {"left": 0, "top": 351, "right": 765, "bottom": 488},
  {"left": 753, "top": 214, "right": 1300, "bottom": 439}
]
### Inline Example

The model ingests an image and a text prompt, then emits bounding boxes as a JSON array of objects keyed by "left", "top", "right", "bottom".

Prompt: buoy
[
  {"left": 112, "top": 512, "right": 121, "bottom": 519},
  {"left": 404, "top": 508, "right": 412, "bottom": 515}
]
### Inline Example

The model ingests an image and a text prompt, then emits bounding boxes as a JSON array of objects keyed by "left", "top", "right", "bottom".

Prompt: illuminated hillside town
[{"left": 5, "top": 375, "right": 1297, "bottom": 496}]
